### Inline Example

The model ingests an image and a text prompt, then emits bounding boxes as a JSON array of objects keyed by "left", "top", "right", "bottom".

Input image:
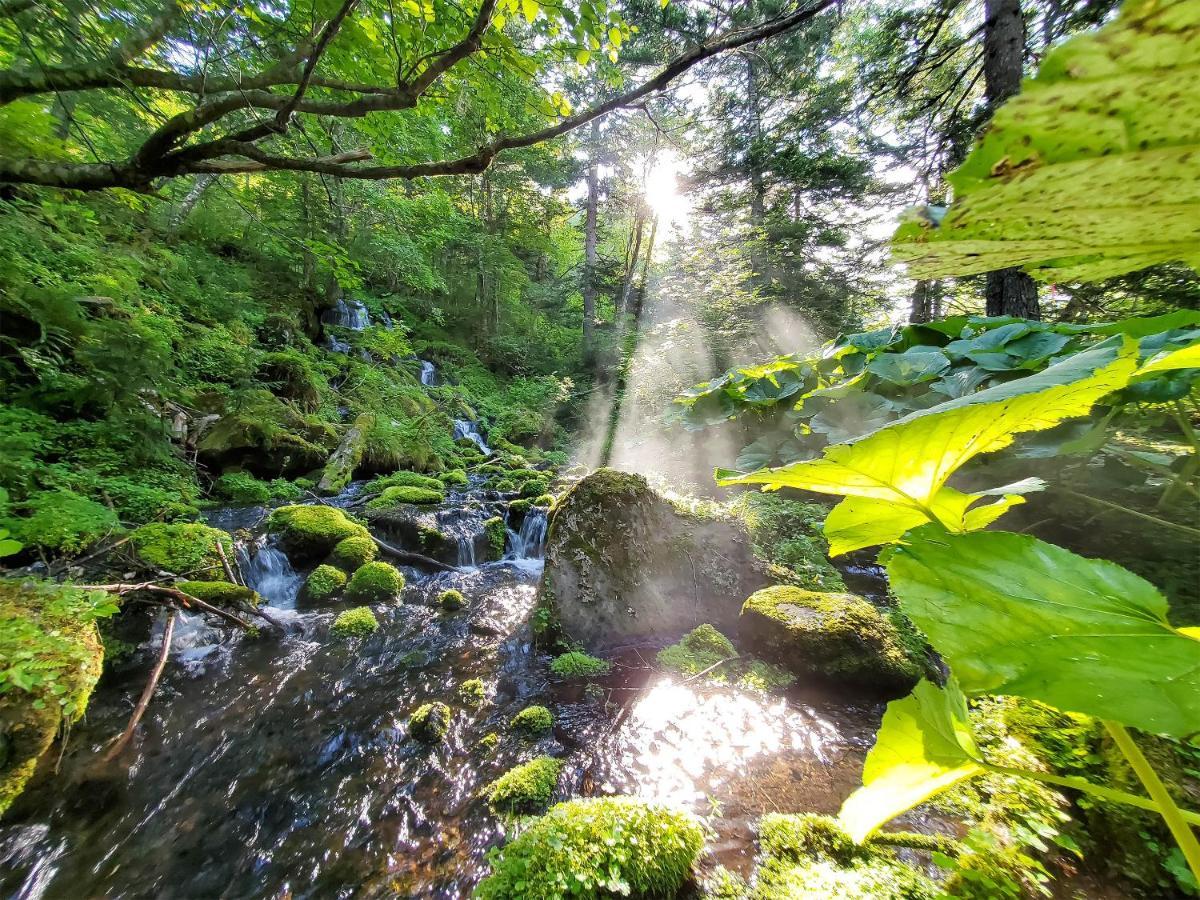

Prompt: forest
[{"left": 0, "top": 0, "right": 1197, "bottom": 896}]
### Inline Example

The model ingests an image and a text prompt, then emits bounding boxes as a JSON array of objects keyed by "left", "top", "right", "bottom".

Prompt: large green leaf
[
  {"left": 717, "top": 337, "right": 1137, "bottom": 552},
  {"left": 865, "top": 345, "right": 951, "bottom": 386},
  {"left": 892, "top": 0, "right": 1200, "bottom": 282},
  {"left": 1137, "top": 342, "right": 1200, "bottom": 376},
  {"left": 886, "top": 528, "right": 1200, "bottom": 738},
  {"left": 838, "top": 679, "right": 984, "bottom": 842}
]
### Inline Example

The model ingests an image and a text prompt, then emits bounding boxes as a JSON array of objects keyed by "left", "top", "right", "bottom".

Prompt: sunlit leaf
[
  {"left": 1137, "top": 341, "right": 1200, "bottom": 376},
  {"left": 865, "top": 345, "right": 950, "bottom": 386}
]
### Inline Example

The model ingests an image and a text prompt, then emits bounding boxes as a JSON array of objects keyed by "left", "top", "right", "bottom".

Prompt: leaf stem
[
  {"left": 1102, "top": 721, "right": 1200, "bottom": 884},
  {"left": 1055, "top": 488, "right": 1200, "bottom": 539}
]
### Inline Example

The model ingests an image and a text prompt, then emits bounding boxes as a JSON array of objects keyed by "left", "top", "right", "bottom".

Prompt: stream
[{"left": 0, "top": 478, "right": 891, "bottom": 899}]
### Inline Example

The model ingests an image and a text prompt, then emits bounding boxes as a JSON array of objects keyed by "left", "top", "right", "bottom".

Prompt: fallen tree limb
[
  {"left": 83, "top": 582, "right": 253, "bottom": 630},
  {"left": 372, "top": 535, "right": 457, "bottom": 572},
  {"left": 103, "top": 608, "right": 177, "bottom": 762}
]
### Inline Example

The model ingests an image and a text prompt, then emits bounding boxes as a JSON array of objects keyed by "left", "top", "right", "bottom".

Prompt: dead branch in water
[
  {"left": 83, "top": 582, "right": 253, "bottom": 630},
  {"left": 103, "top": 608, "right": 177, "bottom": 762}
]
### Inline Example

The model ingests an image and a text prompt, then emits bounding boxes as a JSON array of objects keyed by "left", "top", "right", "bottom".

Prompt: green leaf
[
  {"left": 0, "top": 538, "right": 21, "bottom": 557},
  {"left": 865, "top": 345, "right": 951, "bottom": 386},
  {"left": 886, "top": 527, "right": 1200, "bottom": 738},
  {"left": 576, "top": 49, "right": 591, "bottom": 65},
  {"left": 1137, "top": 341, "right": 1200, "bottom": 376},
  {"left": 892, "top": 0, "right": 1200, "bottom": 282},
  {"left": 838, "top": 679, "right": 984, "bottom": 842},
  {"left": 521, "top": 0, "right": 538, "bottom": 24},
  {"left": 717, "top": 337, "right": 1137, "bottom": 542}
]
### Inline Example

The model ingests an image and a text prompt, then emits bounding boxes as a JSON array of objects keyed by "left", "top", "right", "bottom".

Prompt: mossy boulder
[
  {"left": 345, "top": 561, "right": 405, "bottom": 602},
  {"left": 328, "top": 534, "right": 377, "bottom": 571},
  {"left": 441, "top": 468, "right": 469, "bottom": 487},
  {"left": 366, "top": 485, "right": 444, "bottom": 509},
  {"left": 518, "top": 478, "right": 549, "bottom": 498},
  {"left": 507, "top": 498, "right": 533, "bottom": 516},
  {"left": 331, "top": 605, "right": 378, "bottom": 638},
  {"left": 438, "top": 589, "right": 466, "bottom": 612},
  {"left": 409, "top": 702, "right": 452, "bottom": 742},
  {"left": 367, "top": 470, "right": 446, "bottom": 493},
  {"left": 541, "top": 469, "right": 770, "bottom": 649},
  {"left": 549, "top": 650, "right": 611, "bottom": 678},
  {"left": 483, "top": 516, "right": 506, "bottom": 560},
  {"left": 131, "top": 522, "right": 235, "bottom": 580},
  {"left": 739, "top": 586, "right": 921, "bottom": 697},
  {"left": 177, "top": 580, "right": 263, "bottom": 607},
  {"left": 1, "top": 580, "right": 107, "bottom": 816},
  {"left": 301, "top": 564, "right": 347, "bottom": 603},
  {"left": 458, "top": 678, "right": 486, "bottom": 706},
  {"left": 268, "top": 505, "right": 369, "bottom": 561},
  {"left": 510, "top": 704, "right": 553, "bottom": 735},
  {"left": 476, "top": 798, "right": 704, "bottom": 900},
  {"left": 483, "top": 756, "right": 564, "bottom": 815},
  {"left": 657, "top": 624, "right": 737, "bottom": 677}
]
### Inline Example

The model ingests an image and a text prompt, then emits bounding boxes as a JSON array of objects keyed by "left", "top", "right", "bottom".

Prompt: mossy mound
[
  {"left": 367, "top": 470, "right": 446, "bottom": 493},
  {"left": 409, "top": 701, "right": 452, "bottom": 742},
  {"left": 518, "top": 478, "right": 549, "bottom": 498},
  {"left": 507, "top": 498, "right": 533, "bottom": 516},
  {"left": 301, "top": 565, "right": 347, "bottom": 603},
  {"left": 532, "top": 494, "right": 554, "bottom": 508},
  {"left": 739, "top": 493, "right": 846, "bottom": 593},
  {"left": 478, "top": 732, "right": 499, "bottom": 754},
  {"left": 177, "top": 580, "right": 263, "bottom": 607},
  {"left": 475, "top": 797, "right": 704, "bottom": 899},
  {"left": 345, "top": 561, "right": 405, "bottom": 601},
  {"left": 458, "top": 678, "right": 486, "bottom": 706},
  {"left": 483, "top": 756, "right": 564, "bottom": 815},
  {"left": 438, "top": 589, "right": 466, "bottom": 612},
  {"left": 1, "top": 580, "right": 109, "bottom": 816},
  {"left": 739, "top": 587, "right": 921, "bottom": 697},
  {"left": 483, "top": 516, "right": 506, "bottom": 560},
  {"left": 549, "top": 650, "right": 611, "bottom": 679},
  {"left": 268, "top": 505, "right": 369, "bottom": 560},
  {"left": 657, "top": 624, "right": 737, "bottom": 677},
  {"left": 328, "top": 534, "right": 377, "bottom": 571},
  {"left": 366, "top": 485, "right": 445, "bottom": 509},
  {"left": 331, "top": 606, "right": 378, "bottom": 638},
  {"left": 441, "top": 469, "right": 469, "bottom": 487},
  {"left": 493, "top": 479, "right": 517, "bottom": 493},
  {"left": 130, "top": 522, "right": 234, "bottom": 580},
  {"left": 510, "top": 704, "right": 553, "bottom": 736}
]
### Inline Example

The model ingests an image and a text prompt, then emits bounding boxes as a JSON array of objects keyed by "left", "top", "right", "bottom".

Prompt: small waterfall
[
  {"left": 456, "top": 535, "right": 477, "bottom": 568},
  {"left": 325, "top": 334, "right": 352, "bottom": 354},
  {"left": 379, "top": 310, "right": 394, "bottom": 330},
  {"left": 453, "top": 419, "right": 491, "bottom": 455},
  {"left": 320, "top": 298, "right": 370, "bottom": 331},
  {"left": 419, "top": 360, "right": 437, "bottom": 386},
  {"left": 239, "top": 539, "right": 304, "bottom": 609},
  {"left": 507, "top": 508, "right": 548, "bottom": 560}
]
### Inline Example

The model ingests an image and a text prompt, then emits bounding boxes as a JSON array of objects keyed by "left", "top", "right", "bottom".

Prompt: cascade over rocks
[{"left": 540, "top": 468, "right": 771, "bottom": 648}]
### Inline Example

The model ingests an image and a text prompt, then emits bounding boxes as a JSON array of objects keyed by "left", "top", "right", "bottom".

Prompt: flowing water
[
  {"left": 419, "top": 362, "right": 437, "bottom": 387},
  {"left": 451, "top": 421, "right": 491, "bottom": 457},
  {"left": 0, "top": 482, "right": 892, "bottom": 898}
]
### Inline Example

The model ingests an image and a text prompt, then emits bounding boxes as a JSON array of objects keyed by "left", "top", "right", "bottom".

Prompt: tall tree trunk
[
  {"left": 617, "top": 206, "right": 645, "bottom": 320},
  {"left": 168, "top": 174, "right": 216, "bottom": 233},
  {"left": 983, "top": 0, "right": 1041, "bottom": 319},
  {"left": 909, "top": 280, "right": 933, "bottom": 324},
  {"left": 746, "top": 57, "right": 766, "bottom": 228},
  {"left": 582, "top": 119, "right": 600, "bottom": 365}
]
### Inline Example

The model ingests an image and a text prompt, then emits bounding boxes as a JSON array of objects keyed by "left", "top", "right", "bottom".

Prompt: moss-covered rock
[
  {"left": 518, "top": 478, "right": 549, "bottom": 498},
  {"left": 510, "top": 704, "right": 553, "bottom": 735},
  {"left": 541, "top": 469, "right": 770, "bottom": 649},
  {"left": 177, "top": 580, "right": 263, "bottom": 607},
  {"left": 438, "top": 588, "right": 466, "bottom": 612},
  {"left": 549, "top": 650, "right": 611, "bottom": 678},
  {"left": 409, "top": 701, "right": 452, "bottom": 742},
  {"left": 328, "top": 534, "right": 377, "bottom": 570},
  {"left": 301, "top": 564, "right": 347, "bottom": 602},
  {"left": 268, "top": 505, "right": 369, "bottom": 560},
  {"left": 458, "top": 678, "right": 486, "bottom": 706},
  {"left": 478, "top": 731, "right": 499, "bottom": 754},
  {"left": 331, "top": 605, "right": 378, "bottom": 638},
  {"left": 131, "top": 522, "right": 235, "bottom": 580},
  {"left": 367, "top": 470, "right": 446, "bottom": 493},
  {"left": 345, "top": 561, "right": 405, "bottom": 601},
  {"left": 442, "top": 468, "right": 469, "bottom": 487},
  {"left": 483, "top": 516, "right": 506, "bottom": 560},
  {"left": 532, "top": 494, "right": 555, "bottom": 508},
  {"left": 476, "top": 798, "right": 704, "bottom": 899},
  {"left": 507, "top": 498, "right": 533, "bottom": 516},
  {"left": 1, "top": 580, "right": 108, "bottom": 816},
  {"left": 493, "top": 479, "right": 517, "bottom": 493},
  {"left": 657, "top": 624, "right": 737, "bottom": 677},
  {"left": 366, "top": 485, "right": 445, "bottom": 509},
  {"left": 739, "top": 587, "right": 921, "bottom": 697},
  {"left": 483, "top": 756, "right": 564, "bottom": 815}
]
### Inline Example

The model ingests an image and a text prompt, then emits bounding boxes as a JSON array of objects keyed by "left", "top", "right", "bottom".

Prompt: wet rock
[
  {"left": 540, "top": 468, "right": 770, "bottom": 649},
  {"left": 739, "top": 586, "right": 921, "bottom": 698}
]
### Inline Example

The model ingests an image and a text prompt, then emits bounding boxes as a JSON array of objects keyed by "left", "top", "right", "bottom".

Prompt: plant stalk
[
  {"left": 1056, "top": 488, "right": 1200, "bottom": 539},
  {"left": 1103, "top": 720, "right": 1200, "bottom": 884}
]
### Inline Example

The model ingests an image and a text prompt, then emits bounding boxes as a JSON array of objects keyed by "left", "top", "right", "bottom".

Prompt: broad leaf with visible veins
[
  {"left": 886, "top": 528, "right": 1200, "bottom": 738},
  {"left": 717, "top": 337, "right": 1137, "bottom": 554},
  {"left": 838, "top": 679, "right": 984, "bottom": 842}
]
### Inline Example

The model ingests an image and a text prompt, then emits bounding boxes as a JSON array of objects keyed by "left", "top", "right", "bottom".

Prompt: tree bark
[
  {"left": 983, "top": 0, "right": 1040, "bottom": 319},
  {"left": 909, "top": 280, "right": 934, "bottom": 324},
  {"left": 582, "top": 118, "right": 600, "bottom": 365},
  {"left": 746, "top": 56, "right": 766, "bottom": 228}
]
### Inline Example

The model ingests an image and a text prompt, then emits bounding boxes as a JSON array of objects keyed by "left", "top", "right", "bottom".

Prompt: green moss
[
  {"left": 518, "top": 478, "right": 550, "bottom": 498},
  {"left": 479, "top": 732, "right": 500, "bottom": 754},
  {"left": 510, "top": 704, "right": 553, "bottom": 735},
  {"left": 739, "top": 493, "right": 845, "bottom": 592},
  {"left": 442, "top": 468, "right": 469, "bottom": 486},
  {"left": 365, "top": 485, "right": 445, "bottom": 509},
  {"left": 1, "top": 580, "right": 111, "bottom": 815},
  {"left": 131, "top": 522, "right": 234, "bottom": 580},
  {"left": 484, "top": 756, "right": 564, "bottom": 815},
  {"left": 458, "top": 678, "right": 486, "bottom": 706},
  {"left": 5, "top": 490, "right": 122, "bottom": 555},
  {"left": 738, "top": 659, "right": 796, "bottom": 692},
  {"left": 331, "top": 605, "right": 378, "bottom": 638},
  {"left": 409, "top": 701, "right": 452, "bottom": 742},
  {"left": 177, "top": 580, "right": 263, "bottom": 607},
  {"left": 268, "top": 505, "right": 369, "bottom": 559},
  {"left": 345, "top": 561, "right": 405, "bottom": 601},
  {"left": 476, "top": 798, "right": 704, "bottom": 900},
  {"left": 494, "top": 479, "right": 517, "bottom": 493},
  {"left": 740, "top": 586, "right": 921, "bottom": 695},
  {"left": 329, "top": 534, "right": 378, "bottom": 570},
  {"left": 657, "top": 624, "right": 737, "bottom": 677},
  {"left": 301, "top": 564, "right": 347, "bottom": 602},
  {"left": 418, "top": 525, "right": 452, "bottom": 556},
  {"left": 367, "top": 470, "right": 446, "bottom": 493},
  {"left": 532, "top": 494, "right": 555, "bottom": 508},
  {"left": 438, "top": 589, "right": 467, "bottom": 612},
  {"left": 507, "top": 498, "right": 533, "bottom": 515},
  {"left": 483, "top": 516, "right": 506, "bottom": 559},
  {"left": 213, "top": 472, "right": 302, "bottom": 504},
  {"left": 549, "top": 651, "right": 611, "bottom": 678}
]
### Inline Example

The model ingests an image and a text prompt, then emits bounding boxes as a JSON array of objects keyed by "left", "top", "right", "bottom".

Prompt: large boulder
[
  {"left": 739, "top": 586, "right": 922, "bottom": 697},
  {"left": 539, "top": 468, "right": 771, "bottom": 648}
]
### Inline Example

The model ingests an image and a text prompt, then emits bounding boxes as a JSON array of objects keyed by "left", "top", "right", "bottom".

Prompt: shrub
[
  {"left": 483, "top": 756, "right": 564, "bottom": 815},
  {"left": 459, "top": 677, "right": 486, "bottom": 706},
  {"left": 331, "top": 606, "right": 378, "bottom": 638},
  {"left": 438, "top": 588, "right": 467, "bottom": 611},
  {"left": 365, "top": 485, "right": 445, "bottom": 509},
  {"left": 5, "top": 490, "right": 121, "bottom": 555},
  {"left": 476, "top": 798, "right": 704, "bottom": 900},
  {"left": 483, "top": 516, "right": 506, "bottom": 559},
  {"left": 657, "top": 624, "right": 737, "bottom": 677},
  {"left": 549, "top": 651, "right": 611, "bottom": 679},
  {"left": 367, "top": 470, "right": 446, "bottom": 493},
  {"left": 177, "top": 580, "right": 262, "bottom": 607},
  {"left": 410, "top": 701, "right": 452, "bottom": 742},
  {"left": 329, "top": 534, "right": 377, "bottom": 570},
  {"left": 268, "top": 505, "right": 368, "bottom": 559},
  {"left": 345, "top": 561, "right": 405, "bottom": 601},
  {"left": 302, "top": 564, "right": 347, "bottom": 602},
  {"left": 131, "top": 522, "right": 233, "bottom": 578},
  {"left": 510, "top": 704, "right": 553, "bottom": 735}
]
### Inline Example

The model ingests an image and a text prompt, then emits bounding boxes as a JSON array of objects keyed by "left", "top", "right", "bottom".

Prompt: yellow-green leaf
[
  {"left": 1137, "top": 341, "right": 1200, "bottom": 376},
  {"left": 576, "top": 49, "right": 591, "bottom": 65},
  {"left": 521, "top": 0, "right": 538, "bottom": 24}
]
